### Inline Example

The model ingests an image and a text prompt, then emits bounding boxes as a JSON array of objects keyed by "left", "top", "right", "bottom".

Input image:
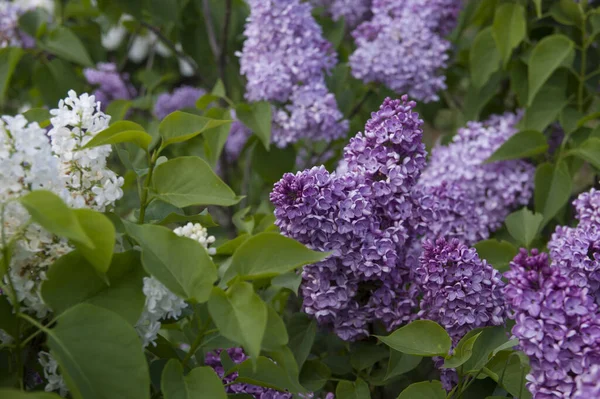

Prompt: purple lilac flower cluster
[
  {"left": 417, "top": 238, "right": 506, "bottom": 389},
  {"left": 311, "top": 0, "right": 372, "bottom": 27},
  {"left": 224, "top": 110, "right": 252, "bottom": 161},
  {"left": 574, "top": 365, "right": 600, "bottom": 398},
  {"left": 271, "top": 97, "right": 434, "bottom": 340},
  {"left": 504, "top": 249, "right": 600, "bottom": 398},
  {"left": 0, "top": 2, "right": 35, "bottom": 48},
  {"left": 349, "top": 0, "right": 461, "bottom": 102},
  {"left": 417, "top": 112, "right": 535, "bottom": 245},
  {"left": 204, "top": 348, "right": 334, "bottom": 399},
  {"left": 83, "top": 63, "right": 137, "bottom": 109},
  {"left": 153, "top": 85, "right": 205, "bottom": 120},
  {"left": 240, "top": 0, "right": 347, "bottom": 147}
]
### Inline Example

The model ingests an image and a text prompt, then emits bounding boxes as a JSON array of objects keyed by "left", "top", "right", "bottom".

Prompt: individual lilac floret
[
  {"left": 239, "top": 0, "right": 336, "bottom": 103},
  {"left": 83, "top": 63, "right": 137, "bottom": 109},
  {"left": 153, "top": 85, "right": 205, "bottom": 120},
  {"left": 417, "top": 238, "right": 506, "bottom": 390},
  {"left": 573, "top": 187, "right": 600, "bottom": 228},
  {"left": 417, "top": 112, "right": 535, "bottom": 244},
  {"left": 272, "top": 80, "right": 348, "bottom": 148},
  {"left": 204, "top": 348, "right": 334, "bottom": 398},
  {"left": 271, "top": 97, "right": 431, "bottom": 340},
  {"left": 574, "top": 365, "right": 600, "bottom": 399},
  {"left": 504, "top": 249, "right": 600, "bottom": 398},
  {"left": 311, "top": 0, "right": 372, "bottom": 27},
  {"left": 349, "top": 0, "right": 461, "bottom": 102}
]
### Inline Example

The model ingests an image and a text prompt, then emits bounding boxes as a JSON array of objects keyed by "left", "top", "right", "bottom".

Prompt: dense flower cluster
[
  {"left": 38, "top": 351, "right": 68, "bottom": 396},
  {"left": 83, "top": 63, "right": 137, "bottom": 108},
  {"left": 153, "top": 85, "right": 205, "bottom": 120},
  {"left": 417, "top": 112, "right": 535, "bottom": 244},
  {"left": 573, "top": 187, "right": 600, "bottom": 228},
  {"left": 240, "top": 0, "right": 347, "bottom": 147},
  {"left": 349, "top": 0, "right": 461, "bottom": 102},
  {"left": 205, "top": 348, "right": 334, "bottom": 398},
  {"left": 417, "top": 238, "right": 506, "bottom": 389},
  {"left": 0, "top": 0, "right": 53, "bottom": 48},
  {"left": 135, "top": 223, "right": 216, "bottom": 347},
  {"left": 574, "top": 365, "right": 600, "bottom": 398},
  {"left": 504, "top": 249, "right": 600, "bottom": 397},
  {"left": 311, "top": 0, "right": 372, "bottom": 27},
  {"left": 271, "top": 97, "right": 432, "bottom": 340}
]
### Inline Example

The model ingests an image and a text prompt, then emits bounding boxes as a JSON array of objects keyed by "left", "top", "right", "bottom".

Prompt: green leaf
[
  {"left": 159, "top": 111, "right": 231, "bottom": 147},
  {"left": 522, "top": 71, "right": 568, "bottom": 132},
  {"left": 41, "top": 26, "right": 94, "bottom": 67},
  {"left": 23, "top": 108, "right": 51, "bottom": 128},
  {"left": 19, "top": 190, "right": 92, "bottom": 248},
  {"left": 42, "top": 251, "right": 145, "bottom": 325},
  {"left": 261, "top": 305, "right": 289, "bottom": 351},
  {"left": 105, "top": 100, "right": 132, "bottom": 123},
  {"left": 484, "top": 352, "right": 531, "bottom": 399},
  {"left": 124, "top": 222, "right": 217, "bottom": 302},
  {"left": 251, "top": 143, "right": 297, "bottom": 184},
  {"left": 203, "top": 116, "right": 232, "bottom": 167},
  {"left": 486, "top": 130, "right": 548, "bottom": 163},
  {"left": 396, "top": 381, "right": 446, "bottom": 399},
  {"left": 568, "top": 138, "right": 600, "bottom": 169},
  {"left": 287, "top": 313, "right": 317, "bottom": 368},
  {"left": 34, "top": 59, "right": 81, "bottom": 106},
  {"left": 444, "top": 331, "right": 482, "bottom": 369},
  {"left": 0, "top": 389, "right": 62, "bottom": 399},
  {"left": 462, "top": 326, "right": 509, "bottom": 372},
  {"left": 527, "top": 35, "right": 574, "bottom": 105},
  {"left": 336, "top": 379, "right": 371, "bottom": 399},
  {"left": 161, "top": 359, "right": 227, "bottom": 399},
  {"left": 533, "top": 0, "right": 542, "bottom": 17},
  {"left": 350, "top": 341, "right": 389, "bottom": 371},
  {"left": 534, "top": 162, "right": 572, "bottom": 227},
  {"left": 384, "top": 351, "right": 422, "bottom": 381},
  {"left": 377, "top": 320, "right": 452, "bottom": 357},
  {"left": 271, "top": 272, "right": 302, "bottom": 295},
  {"left": 82, "top": 121, "right": 151, "bottom": 150},
  {"left": 196, "top": 94, "right": 221, "bottom": 110},
  {"left": 0, "top": 296, "right": 18, "bottom": 339},
  {"left": 492, "top": 4, "right": 526, "bottom": 68},
  {"left": 551, "top": 0, "right": 583, "bottom": 26},
  {"left": 225, "top": 233, "right": 328, "bottom": 281},
  {"left": 560, "top": 107, "right": 583, "bottom": 135},
  {"left": 215, "top": 234, "right": 251, "bottom": 256},
  {"left": 235, "top": 355, "right": 305, "bottom": 393},
  {"left": 300, "top": 360, "right": 331, "bottom": 392},
  {"left": 207, "top": 282, "right": 267, "bottom": 361},
  {"left": 504, "top": 208, "right": 543, "bottom": 248},
  {"left": 510, "top": 61, "right": 528, "bottom": 107},
  {"left": 72, "top": 209, "right": 115, "bottom": 274},
  {"left": 464, "top": 71, "right": 503, "bottom": 121},
  {"left": 470, "top": 28, "right": 501, "bottom": 88},
  {"left": 474, "top": 240, "right": 518, "bottom": 272},
  {"left": 47, "top": 303, "right": 149, "bottom": 399},
  {"left": 155, "top": 210, "right": 218, "bottom": 227},
  {"left": 0, "top": 48, "right": 24, "bottom": 103},
  {"left": 152, "top": 156, "right": 241, "bottom": 208},
  {"left": 236, "top": 102, "right": 272, "bottom": 150}
]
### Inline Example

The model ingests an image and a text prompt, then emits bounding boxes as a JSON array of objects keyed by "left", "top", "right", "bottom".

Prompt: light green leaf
[
  {"left": 42, "top": 251, "right": 145, "bottom": 325},
  {"left": 532, "top": 0, "right": 542, "bottom": 17},
  {"left": 470, "top": 28, "right": 501, "bottom": 88},
  {"left": 105, "top": 100, "right": 132, "bottom": 123},
  {"left": 287, "top": 313, "right": 317, "bottom": 368},
  {"left": 568, "top": 138, "right": 600, "bottom": 169},
  {"left": 492, "top": 4, "right": 526, "bottom": 67},
  {"left": 161, "top": 359, "right": 227, "bottom": 399},
  {"left": 72, "top": 209, "right": 115, "bottom": 274},
  {"left": 207, "top": 282, "right": 267, "bottom": 361},
  {"left": 41, "top": 26, "right": 94, "bottom": 67},
  {"left": 159, "top": 111, "right": 231, "bottom": 147},
  {"left": 152, "top": 156, "right": 241, "bottom": 208},
  {"left": 23, "top": 108, "right": 51, "bottom": 128},
  {"left": 0, "top": 48, "right": 24, "bottom": 103},
  {"left": 124, "top": 222, "right": 217, "bottom": 302},
  {"left": 0, "top": 389, "right": 62, "bottom": 399},
  {"left": 474, "top": 240, "right": 518, "bottom": 272},
  {"left": 19, "top": 190, "right": 92, "bottom": 248},
  {"left": 271, "top": 272, "right": 302, "bottom": 294},
  {"left": 236, "top": 354, "right": 305, "bottom": 393},
  {"left": 384, "top": 351, "right": 422, "bottom": 381},
  {"left": 534, "top": 162, "right": 572, "bottom": 227},
  {"left": 377, "top": 320, "right": 452, "bottom": 357},
  {"left": 504, "top": 208, "right": 543, "bottom": 248},
  {"left": 463, "top": 326, "right": 509, "bottom": 372},
  {"left": 522, "top": 71, "right": 568, "bottom": 132},
  {"left": 236, "top": 102, "right": 272, "bottom": 150},
  {"left": 82, "top": 121, "right": 151, "bottom": 150},
  {"left": 396, "top": 381, "right": 446, "bottom": 399},
  {"left": 443, "top": 331, "right": 482, "bottom": 369},
  {"left": 486, "top": 130, "right": 548, "bottom": 163},
  {"left": 336, "top": 379, "right": 371, "bottom": 399},
  {"left": 261, "top": 304, "right": 289, "bottom": 351},
  {"left": 484, "top": 352, "right": 531, "bottom": 399},
  {"left": 528, "top": 35, "right": 574, "bottom": 105},
  {"left": 196, "top": 94, "right": 221, "bottom": 110},
  {"left": 47, "top": 303, "right": 149, "bottom": 399}
]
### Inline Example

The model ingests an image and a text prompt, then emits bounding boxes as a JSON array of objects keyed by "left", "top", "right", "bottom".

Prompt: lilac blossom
[
  {"left": 349, "top": 0, "right": 462, "bottom": 102},
  {"left": 573, "top": 187, "right": 600, "bottom": 228},
  {"left": 240, "top": 0, "right": 347, "bottom": 147},
  {"left": 574, "top": 365, "right": 600, "bottom": 399},
  {"left": 0, "top": 2, "right": 35, "bottom": 48},
  {"left": 83, "top": 63, "right": 137, "bottom": 109},
  {"left": 224, "top": 110, "right": 252, "bottom": 161},
  {"left": 416, "top": 238, "right": 506, "bottom": 390},
  {"left": 417, "top": 112, "right": 535, "bottom": 244},
  {"left": 311, "top": 0, "right": 372, "bottom": 27},
  {"left": 153, "top": 85, "right": 205, "bottom": 120},
  {"left": 504, "top": 249, "right": 600, "bottom": 398},
  {"left": 271, "top": 97, "right": 433, "bottom": 340}
]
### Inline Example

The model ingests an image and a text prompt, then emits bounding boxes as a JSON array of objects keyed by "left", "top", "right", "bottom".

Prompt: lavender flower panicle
[
  {"left": 574, "top": 365, "right": 600, "bottom": 399},
  {"left": 83, "top": 63, "right": 137, "bottom": 109},
  {"left": 311, "top": 0, "right": 372, "bottom": 27},
  {"left": 504, "top": 249, "right": 600, "bottom": 398},
  {"left": 153, "top": 85, "right": 206, "bottom": 120}
]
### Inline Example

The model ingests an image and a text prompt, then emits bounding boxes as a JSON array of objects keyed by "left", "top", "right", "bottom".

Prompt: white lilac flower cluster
[
  {"left": 135, "top": 223, "right": 216, "bottom": 347},
  {"left": 38, "top": 351, "right": 68, "bottom": 397}
]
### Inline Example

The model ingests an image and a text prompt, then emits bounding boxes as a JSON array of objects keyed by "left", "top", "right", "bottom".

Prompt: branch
[{"left": 219, "top": 0, "right": 233, "bottom": 89}]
